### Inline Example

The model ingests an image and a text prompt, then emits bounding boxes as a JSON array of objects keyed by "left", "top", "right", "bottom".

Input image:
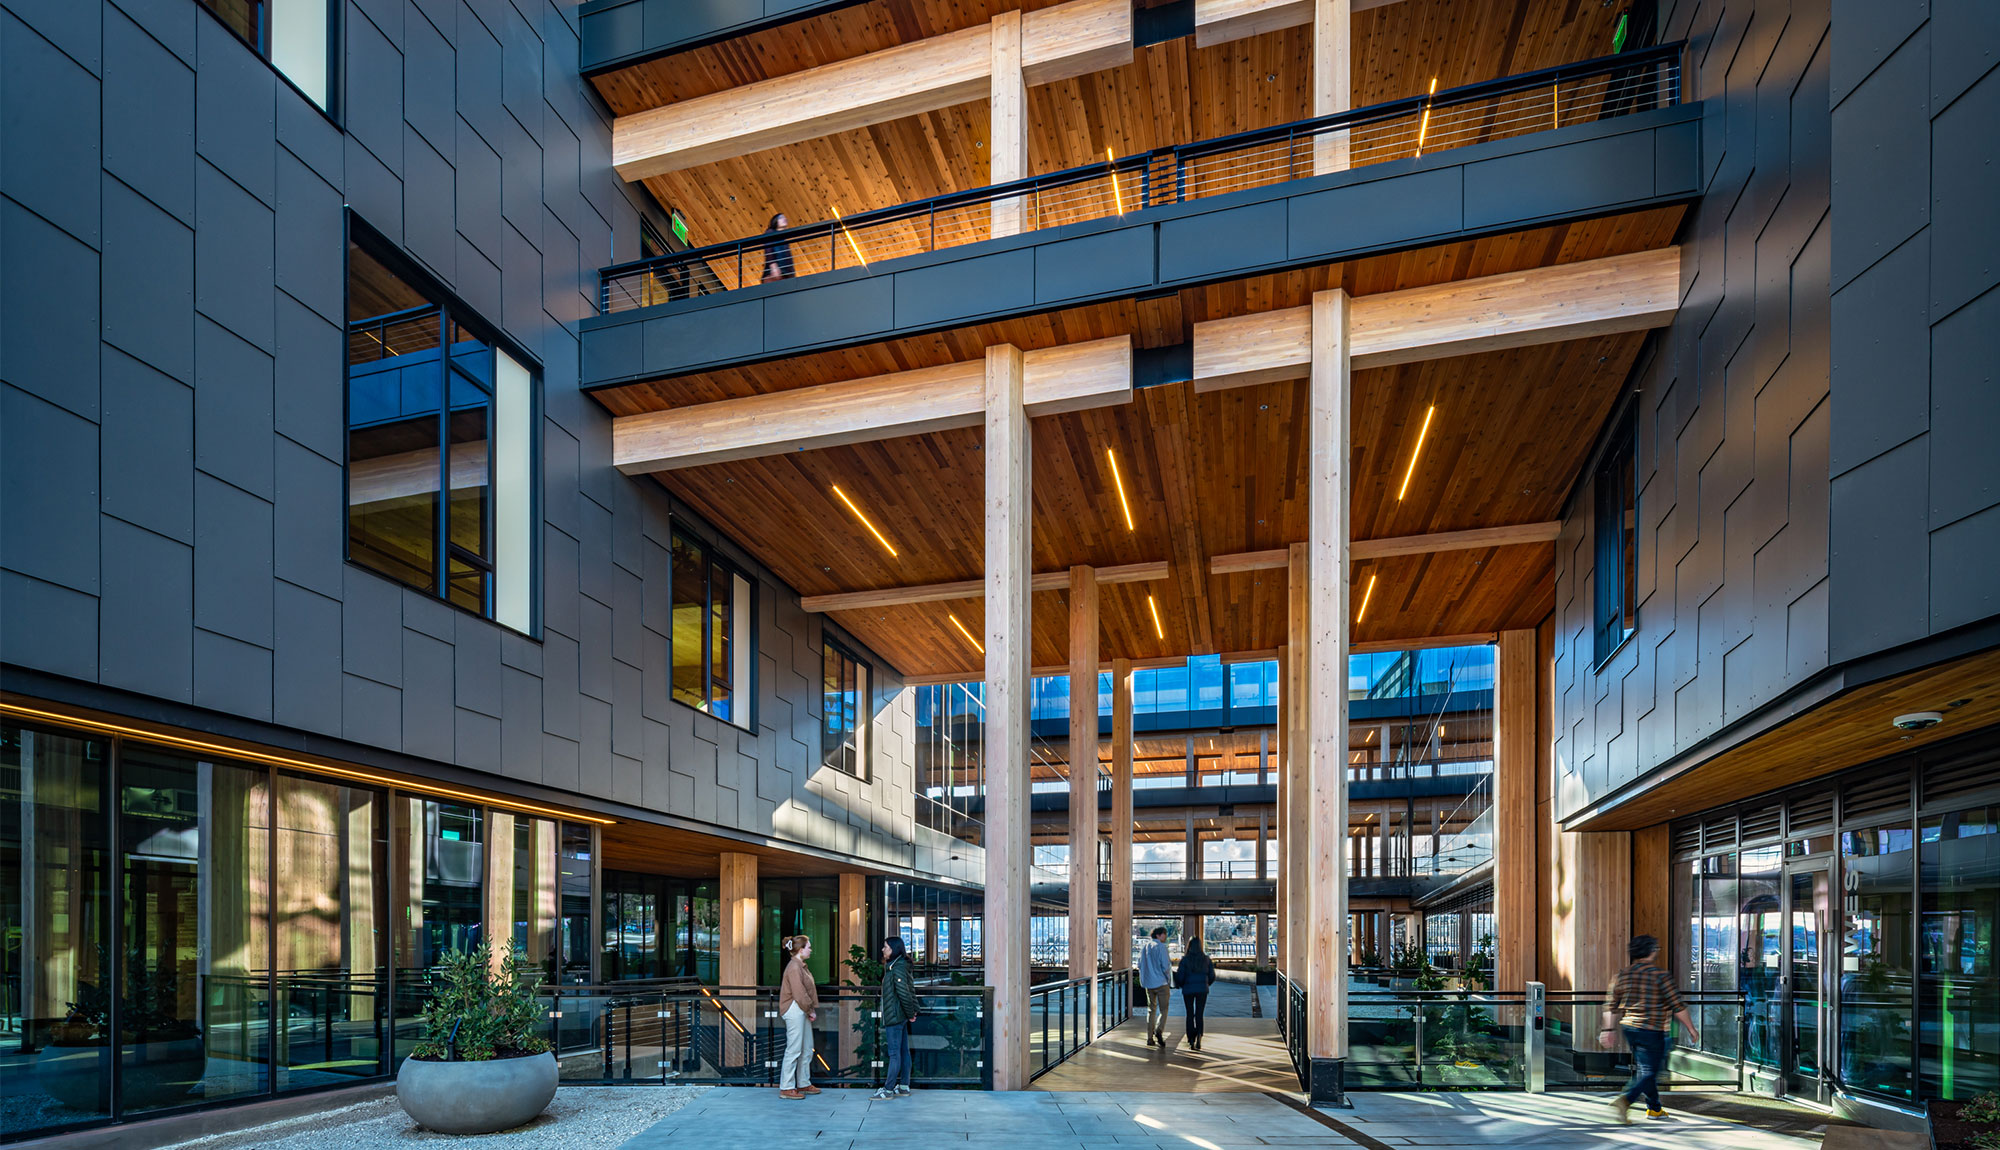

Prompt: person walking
[
  {"left": 1139, "top": 926, "right": 1173, "bottom": 1047},
  {"left": 1601, "top": 933, "right": 1698, "bottom": 1123},
  {"left": 760, "top": 213, "right": 795, "bottom": 282},
  {"left": 1175, "top": 938, "right": 1215, "bottom": 1052},
  {"left": 776, "top": 934, "right": 820, "bottom": 1099},
  {"left": 871, "top": 935, "right": 920, "bottom": 1100}
]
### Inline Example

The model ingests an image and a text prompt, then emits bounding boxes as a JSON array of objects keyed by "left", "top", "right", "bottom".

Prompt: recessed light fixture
[
  {"left": 829, "top": 203, "right": 869, "bottom": 269},
  {"left": 1106, "top": 148, "right": 1126, "bottom": 215},
  {"left": 1415, "top": 76, "right": 1439, "bottom": 156},
  {"left": 1356, "top": 573, "right": 1378, "bottom": 624},
  {"left": 1397, "top": 404, "right": 1435, "bottom": 501},
  {"left": 1106, "top": 448, "right": 1136, "bottom": 532},
  {"left": 948, "top": 613, "right": 984, "bottom": 654},
  {"left": 831, "top": 484, "right": 897, "bottom": 557},
  {"left": 1147, "top": 595, "right": 1165, "bottom": 640}
]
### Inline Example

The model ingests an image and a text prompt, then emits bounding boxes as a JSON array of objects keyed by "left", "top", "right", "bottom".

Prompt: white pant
[{"left": 780, "top": 1003, "right": 813, "bottom": 1089}]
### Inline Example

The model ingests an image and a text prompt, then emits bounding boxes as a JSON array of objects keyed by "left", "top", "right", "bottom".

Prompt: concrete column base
[{"left": 1309, "top": 1057, "right": 1346, "bottom": 1107}]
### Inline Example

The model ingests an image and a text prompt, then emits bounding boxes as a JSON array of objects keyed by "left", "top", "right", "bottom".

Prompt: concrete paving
[
  {"left": 1341, "top": 1090, "right": 1832, "bottom": 1148},
  {"left": 617, "top": 1086, "right": 1364, "bottom": 1148}
]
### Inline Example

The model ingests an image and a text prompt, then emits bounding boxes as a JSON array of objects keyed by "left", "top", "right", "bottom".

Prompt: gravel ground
[{"left": 158, "top": 1086, "right": 707, "bottom": 1149}]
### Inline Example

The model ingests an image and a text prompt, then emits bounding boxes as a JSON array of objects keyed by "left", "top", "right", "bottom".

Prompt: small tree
[{"left": 410, "top": 943, "right": 551, "bottom": 1062}]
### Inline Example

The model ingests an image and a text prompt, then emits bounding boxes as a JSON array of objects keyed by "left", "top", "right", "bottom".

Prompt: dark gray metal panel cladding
[
  {"left": 579, "top": 0, "right": 855, "bottom": 74},
  {"left": 1035, "top": 225, "right": 1158, "bottom": 302},
  {"left": 1549, "top": 0, "right": 1838, "bottom": 815},
  {"left": 896, "top": 247, "right": 1037, "bottom": 329},
  {"left": 1827, "top": 0, "right": 2000, "bottom": 663},
  {"left": 0, "top": 0, "right": 939, "bottom": 878},
  {"left": 1287, "top": 165, "right": 1464, "bottom": 260}
]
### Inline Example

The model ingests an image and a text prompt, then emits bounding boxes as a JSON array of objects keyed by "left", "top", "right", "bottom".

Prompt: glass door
[{"left": 1783, "top": 861, "right": 1833, "bottom": 1102}]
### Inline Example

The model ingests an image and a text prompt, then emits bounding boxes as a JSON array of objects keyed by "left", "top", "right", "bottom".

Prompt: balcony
[{"left": 581, "top": 44, "right": 1695, "bottom": 386}]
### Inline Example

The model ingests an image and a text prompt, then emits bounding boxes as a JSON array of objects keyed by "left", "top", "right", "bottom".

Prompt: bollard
[{"left": 1525, "top": 982, "right": 1546, "bottom": 1093}]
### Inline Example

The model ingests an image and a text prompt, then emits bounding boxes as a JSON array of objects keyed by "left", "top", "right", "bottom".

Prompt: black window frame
[
  {"left": 821, "top": 636, "right": 871, "bottom": 780},
  {"left": 1592, "top": 406, "right": 1639, "bottom": 668},
  {"left": 342, "top": 211, "right": 542, "bottom": 635},
  {"left": 668, "top": 527, "right": 758, "bottom": 730},
  {"left": 190, "top": 0, "right": 342, "bottom": 124}
]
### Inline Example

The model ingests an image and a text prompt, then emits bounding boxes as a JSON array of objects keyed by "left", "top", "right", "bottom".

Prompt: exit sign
[{"left": 671, "top": 210, "right": 689, "bottom": 244}]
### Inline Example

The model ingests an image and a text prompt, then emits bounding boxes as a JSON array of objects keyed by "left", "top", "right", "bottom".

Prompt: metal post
[{"left": 1526, "top": 981, "right": 1546, "bottom": 1093}]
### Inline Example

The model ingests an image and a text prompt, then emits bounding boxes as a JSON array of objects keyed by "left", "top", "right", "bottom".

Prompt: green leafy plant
[
  {"left": 1965, "top": 1093, "right": 2000, "bottom": 1124},
  {"left": 843, "top": 944, "right": 887, "bottom": 1069},
  {"left": 409, "top": 943, "right": 550, "bottom": 1062}
]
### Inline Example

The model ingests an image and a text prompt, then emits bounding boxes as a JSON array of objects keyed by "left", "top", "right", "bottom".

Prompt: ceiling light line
[
  {"left": 1357, "top": 573, "right": 1378, "bottom": 624},
  {"left": 829, "top": 204, "right": 869, "bottom": 270},
  {"left": 948, "top": 613, "right": 985, "bottom": 654},
  {"left": 1106, "top": 147, "right": 1126, "bottom": 215},
  {"left": 1396, "top": 404, "right": 1436, "bottom": 501},
  {"left": 831, "top": 484, "right": 898, "bottom": 556},
  {"left": 1106, "top": 447, "right": 1136, "bottom": 532},
  {"left": 1147, "top": 595, "right": 1165, "bottom": 640},
  {"left": 1414, "top": 76, "right": 1440, "bottom": 156}
]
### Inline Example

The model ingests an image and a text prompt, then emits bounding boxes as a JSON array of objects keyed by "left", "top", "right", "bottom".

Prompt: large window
[
  {"left": 670, "top": 532, "right": 754, "bottom": 727},
  {"left": 196, "top": 0, "right": 334, "bottom": 111},
  {"left": 347, "top": 226, "right": 536, "bottom": 632},
  {"left": 1920, "top": 805, "right": 1999, "bottom": 1100},
  {"left": 822, "top": 639, "right": 869, "bottom": 778},
  {"left": 1843, "top": 823, "right": 1917, "bottom": 1099},
  {"left": 1593, "top": 408, "right": 1638, "bottom": 665}
]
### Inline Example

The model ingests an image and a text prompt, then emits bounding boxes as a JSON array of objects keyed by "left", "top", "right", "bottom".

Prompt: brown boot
[{"left": 779, "top": 1089, "right": 806, "bottom": 1099}]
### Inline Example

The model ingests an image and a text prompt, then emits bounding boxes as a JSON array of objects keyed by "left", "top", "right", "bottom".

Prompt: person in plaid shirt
[{"left": 1600, "top": 934, "right": 1699, "bottom": 1124}]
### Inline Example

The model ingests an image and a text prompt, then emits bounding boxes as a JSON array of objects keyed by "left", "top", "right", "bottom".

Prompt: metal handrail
[{"left": 599, "top": 42, "right": 1684, "bottom": 312}]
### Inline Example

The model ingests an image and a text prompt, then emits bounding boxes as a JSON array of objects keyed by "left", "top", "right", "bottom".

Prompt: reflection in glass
[
  {"left": 558, "top": 823, "right": 593, "bottom": 984},
  {"left": 1790, "top": 869, "right": 1827, "bottom": 1079},
  {"left": 1696, "top": 853, "right": 1738, "bottom": 1056},
  {"left": 273, "top": 774, "right": 387, "bottom": 1090},
  {"left": 1841, "top": 825, "right": 1915, "bottom": 1099},
  {"left": 1919, "top": 806, "right": 1998, "bottom": 1100},
  {"left": 1739, "top": 846, "right": 1782, "bottom": 1067},
  {"left": 1, "top": 725, "right": 113, "bottom": 1137},
  {"left": 493, "top": 814, "right": 557, "bottom": 982},
  {"left": 392, "top": 799, "right": 485, "bottom": 1060}
]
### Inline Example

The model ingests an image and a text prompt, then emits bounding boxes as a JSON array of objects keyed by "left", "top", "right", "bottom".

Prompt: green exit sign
[{"left": 671, "top": 211, "right": 689, "bottom": 244}]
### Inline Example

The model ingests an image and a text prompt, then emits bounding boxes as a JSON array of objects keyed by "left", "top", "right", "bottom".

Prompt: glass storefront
[
  {"left": 0, "top": 716, "right": 597, "bottom": 1142},
  {"left": 1671, "top": 740, "right": 2000, "bottom": 1112}
]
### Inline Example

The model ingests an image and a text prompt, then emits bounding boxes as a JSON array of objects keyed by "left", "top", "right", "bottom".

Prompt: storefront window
[
  {"left": 2, "top": 724, "right": 114, "bottom": 1137},
  {"left": 495, "top": 815, "right": 558, "bottom": 979},
  {"left": 1919, "top": 806, "right": 1999, "bottom": 1101},
  {"left": 1841, "top": 824, "right": 1916, "bottom": 1099},
  {"left": 1739, "top": 845, "right": 1784, "bottom": 1067},
  {"left": 1696, "top": 853, "right": 1738, "bottom": 1055},
  {"left": 392, "top": 799, "right": 485, "bottom": 1060},
  {"left": 273, "top": 773, "right": 387, "bottom": 1090}
]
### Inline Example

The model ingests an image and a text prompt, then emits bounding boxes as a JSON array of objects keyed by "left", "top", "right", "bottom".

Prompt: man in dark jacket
[
  {"left": 1176, "top": 940, "right": 1216, "bottom": 1051},
  {"left": 872, "top": 936, "right": 921, "bottom": 1099}
]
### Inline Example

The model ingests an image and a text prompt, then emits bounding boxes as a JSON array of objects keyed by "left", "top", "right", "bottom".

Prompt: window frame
[
  {"left": 821, "top": 635, "right": 871, "bottom": 780},
  {"left": 667, "top": 526, "right": 758, "bottom": 730},
  {"left": 1591, "top": 405, "right": 1639, "bottom": 669},
  {"left": 343, "top": 211, "right": 542, "bottom": 636},
  {"left": 191, "top": 0, "right": 342, "bottom": 122}
]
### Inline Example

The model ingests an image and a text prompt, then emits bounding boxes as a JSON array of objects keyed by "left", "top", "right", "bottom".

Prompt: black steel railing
[
  {"left": 600, "top": 43, "right": 1684, "bottom": 313},
  {"left": 542, "top": 982, "right": 993, "bottom": 1089},
  {"left": 1027, "top": 968, "right": 1133, "bottom": 1080}
]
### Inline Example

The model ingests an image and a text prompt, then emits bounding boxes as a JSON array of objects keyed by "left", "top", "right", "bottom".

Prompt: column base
[{"left": 1308, "top": 1057, "right": 1346, "bottom": 1107}]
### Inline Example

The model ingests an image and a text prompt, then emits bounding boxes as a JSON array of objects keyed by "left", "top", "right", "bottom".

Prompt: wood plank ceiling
[
  {"left": 592, "top": 208, "right": 1685, "bottom": 680},
  {"left": 590, "top": 0, "right": 1629, "bottom": 253}
]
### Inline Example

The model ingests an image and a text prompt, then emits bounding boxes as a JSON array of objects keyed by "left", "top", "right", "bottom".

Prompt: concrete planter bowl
[{"left": 396, "top": 1052, "right": 557, "bottom": 1134}]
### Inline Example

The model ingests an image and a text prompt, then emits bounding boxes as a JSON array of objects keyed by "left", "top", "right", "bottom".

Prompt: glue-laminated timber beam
[
  {"left": 801, "top": 560, "right": 1168, "bottom": 614},
  {"left": 613, "top": 336, "right": 1131, "bottom": 475},
  {"left": 611, "top": 0, "right": 1132, "bottom": 182},
  {"left": 1211, "top": 522, "right": 1562, "bottom": 575},
  {"left": 1193, "top": 247, "right": 1681, "bottom": 391},
  {"left": 898, "top": 638, "right": 1481, "bottom": 685},
  {"left": 1194, "top": 0, "right": 1404, "bottom": 48}
]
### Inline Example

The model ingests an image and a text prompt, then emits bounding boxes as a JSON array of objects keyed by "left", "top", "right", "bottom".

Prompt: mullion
[{"left": 435, "top": 310, "right": 451, "bottom": 600}]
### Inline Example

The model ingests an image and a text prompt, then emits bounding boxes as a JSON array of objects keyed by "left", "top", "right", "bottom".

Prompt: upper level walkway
[{"left": 580, "top": 45, "right": 1695, "bottom": 387}]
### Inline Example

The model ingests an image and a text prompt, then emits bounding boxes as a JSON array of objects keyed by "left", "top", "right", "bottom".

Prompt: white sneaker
[
  {"left": 870, "top": 1088, "right": 896, "bottom": 1100},
  {"left": 894, "top": 1085, "right": 911, "bottom": 1096},
  {"left": 1608, "top": 1096, "right": 1631, "bottom": 1125}
]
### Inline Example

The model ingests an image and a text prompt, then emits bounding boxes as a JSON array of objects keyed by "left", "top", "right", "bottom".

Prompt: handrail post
[{"left": 1525, "top": 981, "right": 1546, "bottom": 1092}]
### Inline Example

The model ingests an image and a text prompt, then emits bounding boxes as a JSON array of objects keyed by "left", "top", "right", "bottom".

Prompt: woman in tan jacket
[{"left": 777, "top": 935, "right": 820, "bottom": 1098}]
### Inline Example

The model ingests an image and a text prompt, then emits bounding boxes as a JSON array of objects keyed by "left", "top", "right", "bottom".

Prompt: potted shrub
[
  {"left": 1929, "top": 1091, "right": 2000, "bottom": 1150},
  {"left": 396, "top": 944, "right": 556, "bottom": 1134}
]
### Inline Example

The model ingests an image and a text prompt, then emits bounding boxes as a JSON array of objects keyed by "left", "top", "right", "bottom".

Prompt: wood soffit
[
  {"left": 593, "top": 214, "right": 1684, "bottom": 680},
  {"left": 591, "top": 0, "right": 1629, "bottom": 258},
  {"left": 1569, "top": 647, "right": 2000, "bottom": 832}
]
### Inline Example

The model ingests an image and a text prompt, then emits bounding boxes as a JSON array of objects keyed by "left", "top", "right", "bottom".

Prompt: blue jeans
[
  {"left": 1621, "top": 1026, "right": 1666, "bottom": 1109},
  {"left": 884, "top": 1023, "right": 911, "bottom": 1089}
]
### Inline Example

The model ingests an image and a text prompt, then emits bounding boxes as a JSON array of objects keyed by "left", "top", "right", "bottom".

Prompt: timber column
[
  {"left": 1493, "top": 629, "right": 1538, "bottom": 990},
  {"left": 1284, "top": 550, "right": 1311, "bottom": 985},
  {"left": 1274, "top": 642, "right": 1289, "bottom": 974},
  {"left": 989, "top": 11, "right": 1027, "bottom": 236},
  {"left": 984, "top": 343, "right": 1033, "bottom": 1090},
  {"left": 1068, "top": 565, "right": 1102, "bottom": 1025},
  {"left": 1312, "top": 0, "right": 1352, "bottom": 173},
  {"left": 1110, "top": 658, "right": 1135, "bottom": 973},
  {"left": 1306, "top": 288, "right": 1352, "bottom": 1104}
]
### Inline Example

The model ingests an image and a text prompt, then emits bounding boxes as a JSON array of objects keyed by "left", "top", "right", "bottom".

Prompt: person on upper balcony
[{"left": 761, "top": 213, "right": 795, "bottom": 282}]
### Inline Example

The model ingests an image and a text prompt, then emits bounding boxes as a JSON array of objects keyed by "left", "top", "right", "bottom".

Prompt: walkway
[
  {"left": 618, "top": 1088, "right": 1361, "bottom": 1149},
  {"left": 1342, "top": 1091, "right": 1838, "bottom": 1148},
  {"left": 1035, "top": 1017, "right": 1299, "bottom": 1094}
]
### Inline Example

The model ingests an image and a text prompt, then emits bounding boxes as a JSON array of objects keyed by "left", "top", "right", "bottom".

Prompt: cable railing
[{"left": 600, "top": 43, "right": 1683, "bottom": 313}]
